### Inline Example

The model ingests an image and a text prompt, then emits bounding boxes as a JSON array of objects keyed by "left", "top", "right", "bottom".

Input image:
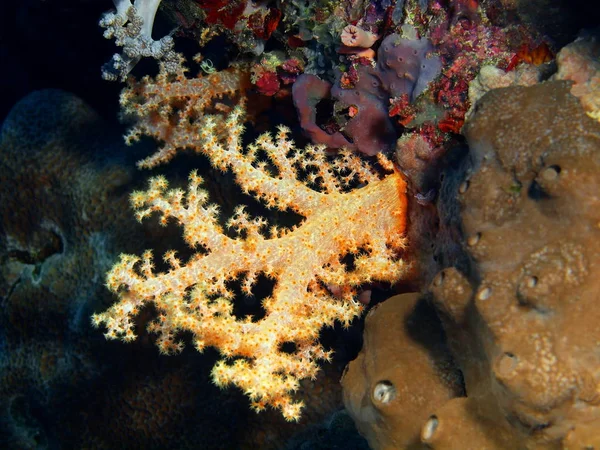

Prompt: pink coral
[
  {"left": 553, "top": 31, "right": 600, "bottom": 121},
  {"left": 341, "top": 24, "right": 380, "bottom": 48}
]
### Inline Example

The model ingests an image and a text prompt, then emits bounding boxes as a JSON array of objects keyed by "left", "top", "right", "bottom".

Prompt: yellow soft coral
[
  {"left": 119, "top": 55, "right": 245, "bottom": 169},
  {"left": 92, "top": 106, "right": 409, "bottom": 421}
]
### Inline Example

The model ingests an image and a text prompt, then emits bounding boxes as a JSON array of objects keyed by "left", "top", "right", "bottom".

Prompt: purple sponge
[
  {"left": 377, "top": 34, "right": 442, "bottom": 101},
  {"left": 293, "top": 34, "right": 441, "bottom": 155}
]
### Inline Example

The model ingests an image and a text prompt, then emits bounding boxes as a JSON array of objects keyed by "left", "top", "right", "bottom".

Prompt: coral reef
[
  {"left": 0, "top": 88, "right": 354, "bottom": 449},
  {"left": 0, "top": 89, "right": 137, "bottom": 448},
  {"left": 293, "top": 32, "right": 442, "bottom": 155},
  {"left": 7, "top": 0, "right": 600, "bottom": 446},
  {"left": 465, "top": 64, "right": 542, "bottom": 120},
  {"left": 426, "top": 3, "right": 542, "bottom": 135},
  {"left": 428, "top": 80, "right": 600, "bottom": 448},
  {"left": 286, "top": 0, "right": 552, "bottom": 182}
]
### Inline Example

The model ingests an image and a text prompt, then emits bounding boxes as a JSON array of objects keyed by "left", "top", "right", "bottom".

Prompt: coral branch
[
  {"left": 100, "top": 0, "right": 177, "bottom": 81},
  {"left": 93, "top": 106, "right": 409, "bottom": 421},
  {"left": 120, "top": 65, "right": 246, "bottom": 169}
]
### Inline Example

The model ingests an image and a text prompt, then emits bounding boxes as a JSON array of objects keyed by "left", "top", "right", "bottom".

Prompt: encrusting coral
[{"left": 92, "top": 103, "right": 409, "bottom": 421}]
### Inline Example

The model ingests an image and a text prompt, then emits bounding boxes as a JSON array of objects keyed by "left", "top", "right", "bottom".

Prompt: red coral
[
  {"left": 278, "top": 58, "right": 303, "bottom": 85},
  {"left": 255, "top": 71, "right": 280, "bottom": 96},
  {"left": 264, "top": 8, "right": 282, "bottom": 38},
  {"left": 450, "top": 0, "right": 480, "bottom": 25},
  {"left": 418, "top": 121, "right": 446, "bottom": 147},
  {"left": 248, "top": 7, "right": 282, "bottom": 40},
  {"left": 197, "top": 0, "right": 247, "bottom": 29},
  {"left": 339, "top": 64, "right": 360, "bottom": 89},
  {"left": 506, "top": 42, "right": 553, "bottom": 71},
  {"left": 438, "top": 116, "right": 464, "bottom": 134},
  {"left": 348, "top": 105, "right": 359, "bottom": 118},
  {"left": 287, "top": 35, "right": 306, "bottom": 48},
  {"left": 389, "top": 93, "right": 416, "bottom": 126}
]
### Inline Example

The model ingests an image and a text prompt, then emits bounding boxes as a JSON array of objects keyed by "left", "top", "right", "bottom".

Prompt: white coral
[{"left": 100, "top": 0, "right": 176, "bottom": 81}]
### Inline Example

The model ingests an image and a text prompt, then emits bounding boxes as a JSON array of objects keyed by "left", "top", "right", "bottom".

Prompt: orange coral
[
  {"left": 92, "top": 104, "right": 409, "bottom": 421},
  {"left": 119, "top": 55, "right": 247, "bottom": 169},
  {"left": 506, "top": 42, "right": 553, "bottom": 71}
]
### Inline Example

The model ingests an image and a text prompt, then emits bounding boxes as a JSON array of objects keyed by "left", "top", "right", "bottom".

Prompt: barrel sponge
[
  {"left": 0, "top": 90, "right": 138, "bottom": 446},
  {"left": 342, "top": 81, "right": 600, "bottom": 449}
]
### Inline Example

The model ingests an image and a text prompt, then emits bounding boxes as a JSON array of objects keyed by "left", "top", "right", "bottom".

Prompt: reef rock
[
  {"left": 0, "top": 89, "right": 138, "bottom": 448},
  {"left": 553, "top": 29, "right": 600, "bottom": 122}
]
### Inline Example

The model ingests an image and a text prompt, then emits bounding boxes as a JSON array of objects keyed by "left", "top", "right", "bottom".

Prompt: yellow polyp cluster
[
  {"left": 119, "top": 61, "right": 246, "bottom": 170},
  {"left": 93, "top": 85, "right": 409, "bottom": 420}
]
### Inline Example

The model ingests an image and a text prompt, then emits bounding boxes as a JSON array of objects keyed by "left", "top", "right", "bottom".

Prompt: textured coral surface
[
  {"left": 343, "top": 80, "right": 600, "bottom": 448},
  {"left": 342, "top": 293, "right": 463, "bottom": 449},
  {"left": 429, "top": 81, "right": 600, "bottom": 448}
]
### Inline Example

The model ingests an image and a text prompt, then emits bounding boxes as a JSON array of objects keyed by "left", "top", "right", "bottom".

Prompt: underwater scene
[{"left": 1, "top": 0, "right": 600, "bottom": 448}]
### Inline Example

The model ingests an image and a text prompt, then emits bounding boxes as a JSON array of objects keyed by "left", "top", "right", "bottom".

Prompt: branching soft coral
[
  {"left": 119, "top": 57, "right": 245, "bottom": 169},
  {"left": 100, "top": 0, "right": 177, "bottom": 81},
  {"left": 92, "top": 106, "right": 409, "bottom": 421}
]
